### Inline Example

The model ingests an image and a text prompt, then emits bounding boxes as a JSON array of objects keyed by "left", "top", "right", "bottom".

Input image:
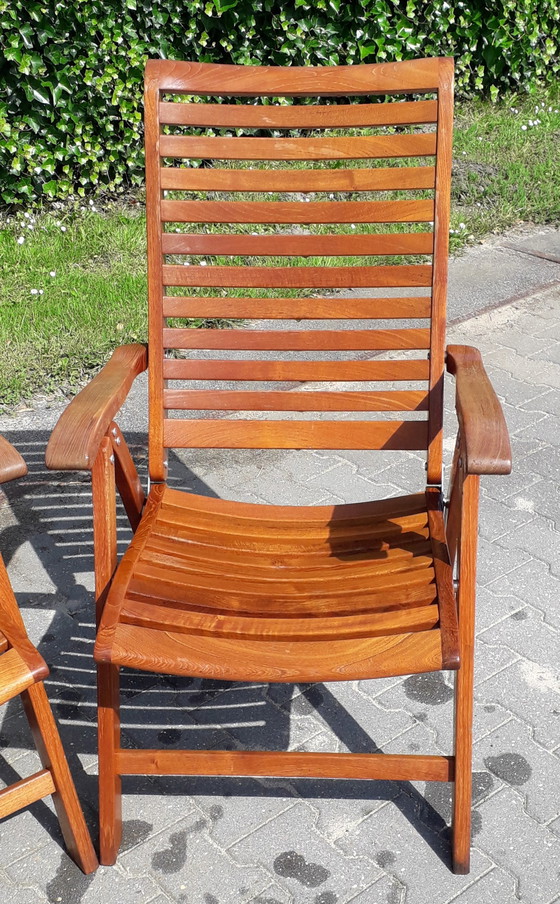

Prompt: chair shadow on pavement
[{"left": 0, "top": 428, "right": 457, "bottom": 867}]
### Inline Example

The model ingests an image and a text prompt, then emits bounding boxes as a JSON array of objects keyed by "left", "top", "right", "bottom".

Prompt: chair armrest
[
  {"left": 0, "top": 436, "right": 27, "bottom": 485},
  {"left": 446, "top": 345, "right": 512, "bottom": 476},
  {"left": 45, "top": 344, "right": 148, "bottom": 471}
]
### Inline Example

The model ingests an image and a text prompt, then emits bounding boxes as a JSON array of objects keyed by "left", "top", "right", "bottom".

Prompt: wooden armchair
[
  {"left": 46, "top": 57, "right": 511, "bottom": 873},
  {"left": 0, "top": 436, "right": 97, "bottom": 873}
]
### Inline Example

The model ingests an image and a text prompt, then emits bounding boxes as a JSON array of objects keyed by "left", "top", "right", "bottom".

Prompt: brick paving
[{"left": 0, "top": 229, "right": 559, "bottom": 903}]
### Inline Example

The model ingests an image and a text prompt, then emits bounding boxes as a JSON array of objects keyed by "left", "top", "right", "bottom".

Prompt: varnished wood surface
[
  {"left": 118, "top": 749, "right": 454, "bottom": 782},
  {"left": 161, "top": 231, "right": 434, "bottom": 257},
  {"left": 0, "top": 435, "right": 27, "bottom": 484},
  {"left": 0, "top": 770, "right": 56, "bottom": 820},
  {"left": 160, "top": 199, "right": 435, "bottom": 224},
  {"left": 46, "top": 344, "right": 147, "bottom": 471},
  {"left": 160, "top": 132, "right": 437, "bottom": 160},
  {"left": 159, "top": 99, "right": 438, "bottom": 128},
  {"left": 162, "top": 264, "right": 432, "bottom": 288},
  {"left": 162, "top": 295, "right": 432, "bottom": 319},
  {"left": 94, "top": 484, "right": 458, "bottom": 681},
  {"left": 446, "top": 345, "right": 512, "bottom": 475},
  {"left": 162, "top": 389, "right": 430, "bottom": 411},
  {"left": 162, "top": 358, "right": 431, "bottom": 382},
  {"left": 162, "top": 327, "right": 430, "bottom": 351},
  {"left": 162, "top": 418, "right": 428, "bottom": 450},
  {"left": 160, "top": 165, "right": 436, "bottom": 192},
  {"left": 0, "top": 550, "right": 97, "bottom": 872},
  {"left": 145, "top": 57, "right": 450, "bottom": 96}
]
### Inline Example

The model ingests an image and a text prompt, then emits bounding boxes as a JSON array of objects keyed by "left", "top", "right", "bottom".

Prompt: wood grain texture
[
  {"left": 426, "top": 64, "right": 453, "bottom": 484},
  {"left": 162, "top": 358, "right": 430, "bottom": 381},
  {"left": 161, "top": 199, "right": 434, "bottom": 224},
  {"left": 21, "top": 683, "right": 99, "bottom": 874},
  {"left": 146, "top": 57, "right": 447, "bottom": 96},
  {"left": 111, "top": 423, "right": 146, "bottom": 533},
  {"left": 446, "top": 345, "right": 512, "bottom": 475},
  {"left": 0, "top": 435, "right": 27, "bottom": 484},
  {"left": 45, "top": 344, "right": 147, "bottom": 471},
  {"left": 0, "top": 649, "right": 37, "bottom": 706},
  {"left": 160, "top": 132, "right": 437, "bottom": 160},
  {"left": 163, "top": 389, "right": 429, "bottom": 411},
  {"left": 163, "top": 418, "right": 428, "bottom": 450},
  {"left": 160, "top": 165, "right": 436, "bottom": 192},
  {"left": 118, "top": 749, "right": 454, "bottom": 781},
  {"left": 162, "top": 295, "right": 432, "bottom": 319},
  {"left": 162, "top": 263, "right": 432, "bottom": 288},
  {"left": 162, "top": 327, "right": 430, "bottom": 350},
  {"left": 92, "top": 436, "right": 118, "bottom": 627},
  {"left": 0, "top": 555, "right": 97, "bottom": 872},
  {"left": 426, "top": 487, "right": 459, "bottom": 669},
  {"left": 452, "top": 473, "right": 480, "bottom": 874},
  {"left": 159, "top": 99, "right": 438, "bottom": 128},
  {"left": 161, "top": 231, "right": 434, "bottom": 257},
  {"left": 0, "top": 770, "right": 56, "bottom": 819}
]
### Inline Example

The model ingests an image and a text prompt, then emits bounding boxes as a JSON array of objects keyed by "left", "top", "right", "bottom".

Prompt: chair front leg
[
  {"left": 448, "top": 457, "right": 480, "bottom": 874},
  {"left": 91, "top": 436, "right": 122, "bottom": 863}
]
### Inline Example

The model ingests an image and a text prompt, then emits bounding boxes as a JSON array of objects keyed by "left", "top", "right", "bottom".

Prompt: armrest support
[
  {"left": 45, "top": 344, "right": 148, "bottom": 471},
  {"left": 0, "top": 436, "right": 27, "bottom": 485},
  {"left": 446, "top": 345, "right": 512, "bottom": 476}
]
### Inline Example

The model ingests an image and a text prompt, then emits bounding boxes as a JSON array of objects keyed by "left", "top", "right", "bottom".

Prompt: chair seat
[{"left": 95, "top": 485, "right": 459, "bottom": 682}]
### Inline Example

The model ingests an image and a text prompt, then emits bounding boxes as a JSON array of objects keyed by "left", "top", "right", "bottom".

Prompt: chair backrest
[{"left": 144, "top": 58, "right": 454, "bottom": 486}]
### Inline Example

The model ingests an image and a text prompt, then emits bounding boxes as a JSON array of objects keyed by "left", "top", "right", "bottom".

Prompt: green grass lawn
[{"left": 1, "top": 87, "right": 559, "bottom": 408}]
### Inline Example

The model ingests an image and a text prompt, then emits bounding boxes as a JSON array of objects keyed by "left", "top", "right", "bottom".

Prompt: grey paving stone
[
  {"left": 230, "top": 802, "right": 382, "bottom": 904},
  {"left": 6, "top": 849, "right": 160, "bottom": 904},
  {"left": 445, "top": 866, "right": 518, "bottom": 904},
  {"left": 474, "top": 717, "right": 560, "bottom": 824},
  {"left": 474, "top": 660, "right": 560, "bottom": 750},
  {"left": 474, "top": 586, "right": 528, "bottom": 632},
  {"left": 479, "top": 604, "right": 560, "bottom": 668},
  {"left": 521, "top": 388, "right": 560, "bottom": 414},
  {"left": 0, "top": 880, "right": 46, "bottom": 904},
  {"left": 478, "top": 495, "right": 536, "bottom": 542},
  {"left": 194, "top": 795, "right": 299, "bottom": 850},
  {"left": 336, "top": 793, "right": 494, "bottom": 904},
  {"left": 499, "top": 477, "right": 560, "bottom": 529},
  {"left": 120, "top": 811, "right": 276, "bottom": 903},
  {"left": 481, "top": 469, "right": 543, "bottom": 505},
  {"left": 474, "top": 537, "right": 532, "bottom": 587},
  {"left": 484, "top": 558, "right": 560, "bottom": 629},
  {"left": 247, "top": 882, "right": 293, "bottom": 903},
  {"left": 503, "top": 517, "right": 560, "bottom": 574},
  {"left": 475, "top": 787, "right": 560, "bottom": 903}
]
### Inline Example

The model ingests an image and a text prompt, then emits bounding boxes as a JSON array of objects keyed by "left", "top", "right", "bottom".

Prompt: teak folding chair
[
  {"left": 46, "top": 57, "right": 511, "bottom": 873},
  {"left": 0, "top": 435, "right": 97, "bottom": 873}
]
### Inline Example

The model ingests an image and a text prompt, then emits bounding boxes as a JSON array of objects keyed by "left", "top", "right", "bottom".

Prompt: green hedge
[{"left": 1, "top": 0, "right": 559, "bottom": 206}]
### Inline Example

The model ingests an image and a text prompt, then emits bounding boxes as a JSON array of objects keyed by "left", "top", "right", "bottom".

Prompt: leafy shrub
[{"left": 1, "top": 0, "right": 558, "bottom": 206}]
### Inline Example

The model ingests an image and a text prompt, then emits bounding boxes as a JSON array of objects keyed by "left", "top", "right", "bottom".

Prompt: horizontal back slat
[
  {"left": 161, "top": 232, "right": 434, "bottom": 257},
  {"left": 163, "top": 389, "right": 430, "bottom": 411},
  {"left": 162, "top": 264, "right": 432, "bottom": 288},
  {"left": 160, "top": 165, "right": 436, "bottom": 192},
  {"left": 162, "top": 359, "right": 431, "bottom": 382},
  {"left": 161, "top": 199, "right": 434, "bottom": 224},
  {"left": 163, "top": 419, "right": 429, "bottom": 449},
  {"left": 146, "top": 58, "right": 448, "bottom": 95},
  {"left": 159, "top": 99, "right": 438, "bottom": 128},
  {"left": 162, "top": 295, "right": 432, "bottom": 319},
  {"left": 159, "top": 133, "right": 437, "bottom": 160},
  {"left": 162, "top": 328, "right": 431, "bottom": 351}
]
